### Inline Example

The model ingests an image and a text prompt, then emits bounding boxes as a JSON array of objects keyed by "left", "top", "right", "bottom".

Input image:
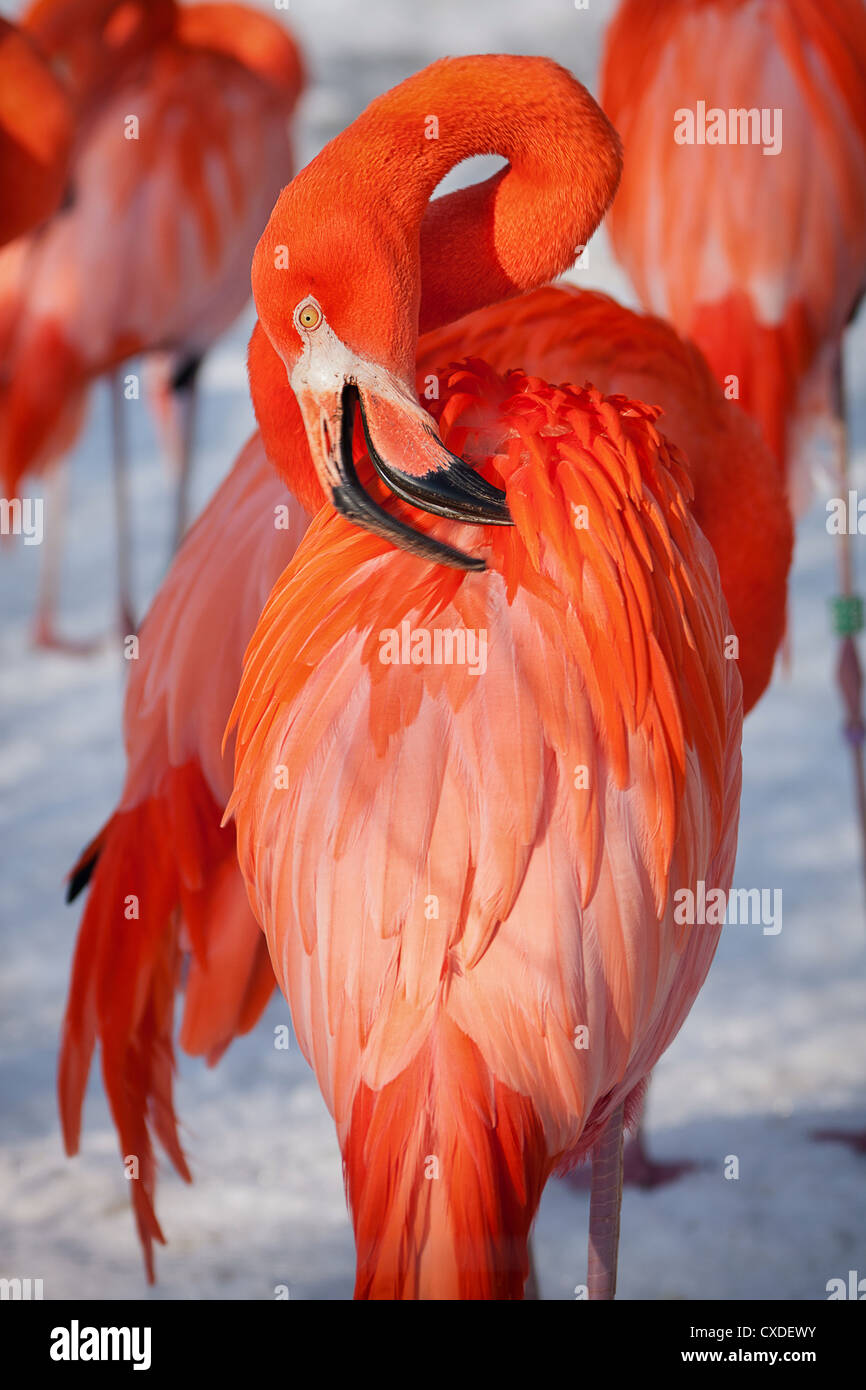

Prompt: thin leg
[
  {"left": 813, "top": 347, "right": 866, "bottom": 1154},
  {"left": 587, "top": 1102, "right": 624, "bottom": 1301},
  {"left": 33, "top": 464, "right": 65, "bottom": 647},
  {"left": 110, "top": 370, "right": 136, "bottom": 636},
  {"left": 168, "top": 353, "right": 202, "bottom": 554},
  {"left": 33, "top": 465, "right": 100, "bottom": 653},
  {"left": 829, "top": 348, "right": 866, "bottom": 907},
  {"left": 562, "top": 1081, "right": 697, "bottom": 1191}
]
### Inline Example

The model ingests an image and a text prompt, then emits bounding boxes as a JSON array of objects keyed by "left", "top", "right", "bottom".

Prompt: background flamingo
[
  {"left": 600, "top": 0, "right": 866, "bottom": 911},
  {"left": 0, "top": 0, "right": 304, "bottom": 646}
]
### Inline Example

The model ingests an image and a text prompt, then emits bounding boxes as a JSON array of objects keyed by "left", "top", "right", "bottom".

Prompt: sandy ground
[{"left": 0, "top": 0, "right": 864, "bottom": 1300}]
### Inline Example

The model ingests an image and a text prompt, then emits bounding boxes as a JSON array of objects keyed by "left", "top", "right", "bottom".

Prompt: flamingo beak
[{"left": 293, "top": 367, "right": 511, "bottom": 572}]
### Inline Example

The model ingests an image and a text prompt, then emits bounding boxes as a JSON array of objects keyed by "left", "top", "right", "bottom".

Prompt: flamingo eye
[{"left": 296, "top": 301, "right": 322, "bottom": 331}]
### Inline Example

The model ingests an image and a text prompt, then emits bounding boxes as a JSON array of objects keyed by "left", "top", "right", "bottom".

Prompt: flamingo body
[
  {"left": 423, "top": 286, "right": 790, "bottom": 715},
  {"left": 601, "top": 0, "right": 866, "bottom": 498},
  {"left": 60, "top": 279, "right": 788, "bottom": 1281},
  {"left": 228, "top": 361, "right": 743, "bottom": 1298}
]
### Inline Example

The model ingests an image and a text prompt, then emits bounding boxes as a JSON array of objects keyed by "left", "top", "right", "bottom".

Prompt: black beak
[
  {"left": 356, "top": 390, "right": 512, "bottom": 526},
  {"left": 329, "top": 384, "right": 510, "bottom": 571}
]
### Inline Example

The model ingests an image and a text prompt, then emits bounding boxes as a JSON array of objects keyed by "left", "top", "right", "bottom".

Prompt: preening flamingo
[
  {"left": 60, "top": 283, "right": 790, "bottom": 1282},
  {"left": 223, "top": 54, "right": 750, "bottom": 1301},
  {"left": 0, "top": 16, "right": 72, "bottom": 247},
  {"left": 600, "top": 0, "right": 866, "bottom": 902},
  {"left": 0, "top": 0, "right": 304, "bottom": 646}
]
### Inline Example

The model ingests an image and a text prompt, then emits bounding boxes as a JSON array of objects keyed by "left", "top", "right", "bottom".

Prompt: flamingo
[
  {"left": 0, "top": 0, "right": 304, "bottom": 647},
  {"left": 599, "top": 0, "right": 866, "bottom": 920},
  {"left": 60, "top": 284, "right": 790, "bottom": 1283},
  {"left": 0, "top": 15, "right": 72, "bottom": 248},
  {"left": 225, "top": 53, "right": 751, "bottom": 1301}
]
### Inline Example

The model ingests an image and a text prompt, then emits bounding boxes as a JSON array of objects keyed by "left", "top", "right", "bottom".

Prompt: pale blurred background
[{"left": 0, "top": 0, "right": 864, "bottom": 1299}]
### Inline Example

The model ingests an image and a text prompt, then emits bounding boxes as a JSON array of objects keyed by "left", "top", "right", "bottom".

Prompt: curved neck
[
  {"left": 281, "top": 55, "right": 620, "bottom": 369},
  {"left": 255, "top": 56, "right": 621, "bottom": 505},
  {"left": 360, "top": 55, "right": 622, "bottom": 335}
]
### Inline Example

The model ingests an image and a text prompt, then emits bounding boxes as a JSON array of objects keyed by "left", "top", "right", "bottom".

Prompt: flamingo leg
[
  {"left": 807, "top": 350, "right": 866, "bottom": 1155},
  {"left": 32, "top": 464, "right": 103, "bottom": 653},
  {"left": 110, "top": 370, "right": 136, "bottom": 636},
  {"left": 563, "top": 1085, "right": 698, "bottom": 1192},
  {"left": 829, "top": 347, "right": 866, "bottom": 908},
  {"left": 33, "top": 463, "right": 68, "bottom": 648},
  {"left": 587, "top": 1102, "right": 624, "bottom": 1301},
  {"left": 168, "top": 353, "right": 202, "bottom": 555}
]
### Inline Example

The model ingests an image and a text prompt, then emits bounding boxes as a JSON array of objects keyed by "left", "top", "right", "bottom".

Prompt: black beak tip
[
  {"left": 419, "top": 455, "right": 513, "bottom": 526},
  {"left": 331, "top": 484, "right": 488, "bottom": 571},
  {"left": 351, "top": 384, "right": 512, "bottom": 527},
  {"left": 332, "top": 386, "right": 505, "bottom": 569}
]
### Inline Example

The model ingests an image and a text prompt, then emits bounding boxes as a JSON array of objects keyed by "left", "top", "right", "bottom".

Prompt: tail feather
[
  {"left": 60, "top": 793, "right": 189, "bottom": 1282},
  {"left": 345, "top": 1017, "right": 549, "bottom": 1300},
  {"left": 60, "top": 761, "right": 274, "bottom": 1280},
  {"left": 66, "top": 826, "right": 107, "bottom": 903},
  {"left": 179, "top": 852, "right": 275, "bottom": 1063}
]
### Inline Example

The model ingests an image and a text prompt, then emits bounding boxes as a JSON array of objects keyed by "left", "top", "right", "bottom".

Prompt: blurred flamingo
[
  {"left": 225, "top": 54, "right": 750, "bottom": 1301},
  {"left": 0, "top": 0, "right": 304, "bottom": 647},
  {"left": 600, "top": 0, "right": 866, "bottom": 923},
  {"left": 0, "top": 15, "right": 72, "bottom": 247}
]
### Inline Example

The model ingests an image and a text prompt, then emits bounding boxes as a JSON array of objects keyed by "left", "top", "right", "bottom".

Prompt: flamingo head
[{"left": 251, "top": 183, "right": 512, "bottom": 572}]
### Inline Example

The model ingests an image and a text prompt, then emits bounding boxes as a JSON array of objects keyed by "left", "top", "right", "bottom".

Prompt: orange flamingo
[
  {"left": 0, "top": 0, "right": 304, "bottom": 646},
  {"left": 600, "top": 0, "right": 866, "bottom": 910},
  {"left": 600, "top": 0, "right": 866, "bottom": 502},
  {"left": 0, "top": 15, "right": 72, "bottom": 247},
  {"left": 60, "top": 284, "right": 790, "bottom": 1282},
  {"left": 227, "top": 54, "right": 749, "bottom": 1301}
]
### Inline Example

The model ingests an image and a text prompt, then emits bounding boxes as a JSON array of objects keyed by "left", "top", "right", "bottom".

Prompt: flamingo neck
[
  {"left": 247, "top": 322, "right": 322, "bottom": 518},
  {"left": 254, "top": 56, "right": 621, "bottom": 511},
  {"left": 283, "top": 55, "right": 621, "bottom": 368},
  {"left": 402, "top": 56, "right": 622, "bottom": 332}
]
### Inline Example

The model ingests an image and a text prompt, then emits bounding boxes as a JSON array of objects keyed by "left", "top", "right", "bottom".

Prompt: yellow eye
[{"left": 297, "top": 302, "right": 322, "bottom": 330}]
